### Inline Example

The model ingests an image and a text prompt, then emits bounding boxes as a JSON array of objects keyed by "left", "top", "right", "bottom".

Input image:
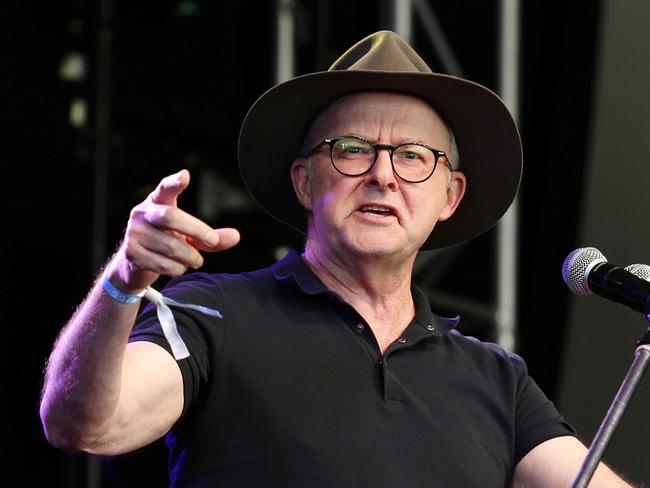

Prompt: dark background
[{"left": 7, "top": 0, "right": 646, "bottom": 486}]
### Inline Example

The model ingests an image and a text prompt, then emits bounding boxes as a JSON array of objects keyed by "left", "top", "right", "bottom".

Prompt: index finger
[
  {"left": 149, "top": 169, "right": 190, "bottom": 206},
  {"left": 144, "top": 204, "right": 225, "bottom": 249}
]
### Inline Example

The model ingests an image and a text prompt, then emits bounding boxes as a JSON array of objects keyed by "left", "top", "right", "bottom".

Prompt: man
[{"left": 40, "top": 31, "right": 632, "bottom": 486}]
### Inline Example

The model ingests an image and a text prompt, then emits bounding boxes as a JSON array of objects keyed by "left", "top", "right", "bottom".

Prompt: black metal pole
[{"left": 571, "top": 333, "right": 650, "bottom": 488}]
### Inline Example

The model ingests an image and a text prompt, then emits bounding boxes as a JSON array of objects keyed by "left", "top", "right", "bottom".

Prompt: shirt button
[
  {"left": 355, "top": 323, "right": 365, "bottom": 333},
  {"left": 397, "top": 337, "right": 407, "bottom": 344},
  {"left": 426, "top": 324, "right": 436, "bottom": 332}
]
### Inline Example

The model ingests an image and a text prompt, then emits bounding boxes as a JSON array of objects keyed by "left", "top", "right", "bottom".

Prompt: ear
[
  {"left": 290, "top": 157, "right": 313, "bottom": 211},
  {"left": 438, "top": 170, "right": 467, "bottom": 221}
]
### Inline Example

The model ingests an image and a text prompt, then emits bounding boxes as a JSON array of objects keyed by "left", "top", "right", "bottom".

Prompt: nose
[{"left": 367, "top": 149, "right": 399, "bottom": 190}]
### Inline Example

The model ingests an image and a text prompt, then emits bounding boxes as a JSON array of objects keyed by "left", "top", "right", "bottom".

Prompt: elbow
[
  {"left": 41, "top": 426, "right": 78, "bottom": 453},
  {"left": 39, "top": 400, "right": 83, "bottom": 452},
  {"left": 39, "top": 398, "right": 102, "bottom": 454},
  {"left": 39, "top": 399, "right": 127, "bottom": 456},
  {"left": 40, "top": 414, "right": 108, "bottom": 454}
]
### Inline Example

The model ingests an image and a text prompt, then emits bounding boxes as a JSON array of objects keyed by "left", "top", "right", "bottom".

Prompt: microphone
[
  {"left": 625, "top": 263, "right": 650, "bottom": 282},
  {"left": 562, "top": 247, "right": 650, "bottom": 314}
]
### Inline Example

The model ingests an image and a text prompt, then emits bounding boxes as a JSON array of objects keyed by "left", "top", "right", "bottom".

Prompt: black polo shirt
[{"left": 130, "top": 250, "right": 574, "bottom": 487}]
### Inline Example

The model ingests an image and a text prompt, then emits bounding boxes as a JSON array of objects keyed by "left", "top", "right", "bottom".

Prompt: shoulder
[
  {"left": 447, "top": 329, "right": 528, "bottom": 373},
  {"left": 159, "top": 266, "right": 278, "bottom": 301}
]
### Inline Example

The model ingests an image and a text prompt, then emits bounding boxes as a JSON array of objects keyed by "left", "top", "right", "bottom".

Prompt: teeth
[{"left": 361, "top": 206, "right": 392, "bottom": 215}]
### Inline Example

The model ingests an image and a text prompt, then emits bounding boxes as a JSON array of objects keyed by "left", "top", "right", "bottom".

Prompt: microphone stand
[{"left": 571, "top": 318, "right": 650, "bottom": 488}]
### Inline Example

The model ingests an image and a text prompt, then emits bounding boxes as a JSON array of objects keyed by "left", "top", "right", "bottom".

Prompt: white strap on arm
[{"left": 143, "top": 286, "right": 223, "bottom": 360}]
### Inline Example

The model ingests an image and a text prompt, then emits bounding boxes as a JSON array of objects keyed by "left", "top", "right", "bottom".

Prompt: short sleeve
[
  {"left": 128, "top": 273, "right": 225, "bottom": 420},
  {"left": 511, "top": 354, "right": 576, "bottom": 463}
]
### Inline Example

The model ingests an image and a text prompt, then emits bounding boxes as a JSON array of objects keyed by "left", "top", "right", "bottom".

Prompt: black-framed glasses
[{"left": 306, "top": 135, "right": 449, "bottom": 183}]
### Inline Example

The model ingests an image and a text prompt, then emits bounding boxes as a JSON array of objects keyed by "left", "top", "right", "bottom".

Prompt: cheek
[
  {"left": 310, "top": 176, "right": 356, "bottom": 218},
  {"left": 312, "top": 191, "right": 337, "bottom": 215},
  {"left": 310, "top": 183, "right": 348, "bottom": 225},
  {"left": 407, "top": 188, "right": 448, "bottom": 224}
]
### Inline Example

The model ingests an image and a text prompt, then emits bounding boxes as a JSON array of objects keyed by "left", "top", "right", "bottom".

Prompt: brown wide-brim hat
[{"left": 238, "top": 30, "right": 522, "bottom": 250}]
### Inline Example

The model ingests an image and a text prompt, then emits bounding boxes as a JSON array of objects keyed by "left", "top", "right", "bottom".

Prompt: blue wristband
[{"left": 102, "top": 275, "right": 146, "bottom": 305}]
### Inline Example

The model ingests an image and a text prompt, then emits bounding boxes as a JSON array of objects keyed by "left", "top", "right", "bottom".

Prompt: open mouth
[{"left": 359, "top": 205, "right": 395, "bottom": 217}]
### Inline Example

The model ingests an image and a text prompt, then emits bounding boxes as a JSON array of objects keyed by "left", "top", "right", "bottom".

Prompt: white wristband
[{"left": 102, "top": 275, "right": 146, "bottom": 304}]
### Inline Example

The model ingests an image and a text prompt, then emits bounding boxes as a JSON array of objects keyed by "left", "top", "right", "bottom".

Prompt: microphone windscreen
[
  {"left": 624, "top": 264, "right": 650, "bottom": 282},
  {"left": 562, "top": 247, "right": 607, "bottom": 295}
]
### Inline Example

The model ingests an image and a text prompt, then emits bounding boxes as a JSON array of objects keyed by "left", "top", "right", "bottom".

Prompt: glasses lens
[
  {"left": 331, "top": 137, "right": 374, "bottom": 175},
  {"left": 392, "top": 144, "right": 436, "bottom": 182}
]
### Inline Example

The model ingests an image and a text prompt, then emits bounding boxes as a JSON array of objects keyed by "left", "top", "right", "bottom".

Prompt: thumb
[
  {"left": 150, "top": 169, "right": 190, "bottom": 206},
  {"left": 188, "top": 227, "right": 241, "bottom": 253}
]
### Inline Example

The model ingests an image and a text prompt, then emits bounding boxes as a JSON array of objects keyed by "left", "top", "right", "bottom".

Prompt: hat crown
[{"left": 329, "top": 30, "right": 433, "bottom": 74}]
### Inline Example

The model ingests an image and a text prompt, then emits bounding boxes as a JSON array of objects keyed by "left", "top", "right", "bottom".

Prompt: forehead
[{"left": 304, "top": 91, "right": 450, "bottom": 147}]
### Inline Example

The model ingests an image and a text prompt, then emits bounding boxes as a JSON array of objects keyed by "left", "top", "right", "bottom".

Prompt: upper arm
[
  {"left": 91, "top": 341, "right": 184, "bottom": 456},
  {"left": 512, "top": 436, "right": 633, "bottom": 487}
]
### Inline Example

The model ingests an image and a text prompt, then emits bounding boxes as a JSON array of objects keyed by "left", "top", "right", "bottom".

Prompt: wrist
[{"left": 101, "top": 274, "right": 147, "bottom": 305}]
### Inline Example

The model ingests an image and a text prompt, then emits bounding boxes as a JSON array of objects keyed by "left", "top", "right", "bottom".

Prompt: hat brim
[{"left": 238, "top": 70, "right": 522, "bottom": 250}]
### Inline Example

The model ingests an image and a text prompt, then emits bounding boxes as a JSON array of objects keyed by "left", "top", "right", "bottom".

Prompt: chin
[{"left": 338, "top": 234, "right": 414, "bottom": 260}]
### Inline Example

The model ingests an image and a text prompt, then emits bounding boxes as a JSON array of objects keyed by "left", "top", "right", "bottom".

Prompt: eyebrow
[{"left": 340, "top": 133, "right": 432, "bottom": 146}]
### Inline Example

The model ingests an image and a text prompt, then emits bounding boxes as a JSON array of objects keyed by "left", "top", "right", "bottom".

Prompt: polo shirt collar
[
  {"left": 271, "top": 249, "right": 328, "bottom": 295},
  {"left": 411, "top": 283, "right": 460, "bottom": 335},
  {"left": 272, "top": 249, "right": 460, "bottom": 335}
]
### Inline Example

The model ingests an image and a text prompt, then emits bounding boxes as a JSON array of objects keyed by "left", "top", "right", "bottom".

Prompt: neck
[{"left": 302, "top": 239, "right": 416, "bottom": 334}]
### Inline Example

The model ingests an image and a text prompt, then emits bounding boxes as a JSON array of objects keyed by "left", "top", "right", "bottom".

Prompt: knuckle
[
  {"left": 189, "top": 253, "right": 204, "bottom": 270},
  {"left": 129, "top": 201, "right": 149, "bottom": 219},
  {"left": 159, "top": 235, "right": 182, "bottom": 257},
  {"left": 159, "top": 261, "right": 186, "bottom": 277},
  {"left": 122, "top": 243, "right": 142, "bottom": 266},
  {"left": 160, "top": 174, "right": 176, "bottom": 188},
  {"left": 153, "top": 206, "right": 174, "bottom": 227},
  {"left": 122, "top": 230, "right": 143, "bottom": 254}
]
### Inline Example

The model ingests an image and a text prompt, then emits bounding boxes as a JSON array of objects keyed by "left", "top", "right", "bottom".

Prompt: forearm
[
  {"left": 513, "top": 436, "right": 634, "bottom": 487},
  {"left": 40, "top": 274, "right": 141, "bottom": 451}
]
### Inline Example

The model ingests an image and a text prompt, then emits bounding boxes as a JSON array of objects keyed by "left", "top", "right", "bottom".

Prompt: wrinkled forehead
[{"left": 301, "top": 91, "right": 451, "bottom": 152}]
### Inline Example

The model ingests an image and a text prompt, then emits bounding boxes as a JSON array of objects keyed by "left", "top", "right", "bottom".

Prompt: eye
[
  {"left": 341, "top": 145, "right": 363, "bottom": 154},
  {"left": 396, "top": 150, "right": 421, "bottom": 160},
  {"left": 333, "top": 138, "right": 373, "bottom": 158},
  {"left": 394, "top": 145, "right": 428, "bottom": 164}
]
